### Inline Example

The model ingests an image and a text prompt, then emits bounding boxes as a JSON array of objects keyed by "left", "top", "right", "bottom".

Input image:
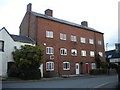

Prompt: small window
[
  {"left": 98, "top": 40, "right": 102, "bottom": 45},
  {"left": 81, "top": 50, "right": 86, "bottom": 56},
  {"left": 80, "top": 37, "right": 86, "bottom": 43},
  {"left": 46, "top": 31, "right": 53, "bottom": 38},
  {"left": 60, "top": 33, "right": 66, "bottom": 40},
  {"left": 46, "top": 62, "right": 54, "bottom": 71},
  {"left": 89, "top": 39, "right": 94, "bottom": 44},
  {"left": 91, "top": 63, "right": 96, "bottom": 69},
  {"left": 63, "top": 62, "right": 70, "bottom": 70},
  {"left": 46, "top": 47, "right": 54, "bottom": 54},
  {"left": 60, "top": 48, "right": 67, "bottom": 55},
  {"left": 0, "top": 40, "right": 4, "bottom": 52},
  {"left": 71, "top": 35, "right": 77, "bottom": 42},
  {"left": 90, "top": 51, "right": 95, "bottom": 57},
  {"left": 71, "top": 49, "right": 77, "bottom": 56},
  {"left": 98, "top": 52, "right": 103, "bottom": 57}
]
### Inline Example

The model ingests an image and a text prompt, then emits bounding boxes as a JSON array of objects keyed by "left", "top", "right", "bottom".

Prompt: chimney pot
[
  {"left": 81, "top": 21, "right": 88, "bottom": 27},
  {"left": 45, "top": 9, "right": 53, "bottom": 17},
  {"left": 27, "top": 3, "right": 32, "bottom": 12}
]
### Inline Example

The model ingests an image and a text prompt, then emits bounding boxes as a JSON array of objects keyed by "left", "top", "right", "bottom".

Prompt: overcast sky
[{"left": 0, "top": 0, "right": 119, "bottom": 51}]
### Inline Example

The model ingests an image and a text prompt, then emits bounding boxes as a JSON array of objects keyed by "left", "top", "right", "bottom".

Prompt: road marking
[{"left": 94, "top": 80, "right": 117, "bottom": 88}]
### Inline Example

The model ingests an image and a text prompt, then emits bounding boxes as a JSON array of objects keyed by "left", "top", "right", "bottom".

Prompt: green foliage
[
  {"left": 101, "top": 62, "right": 109, "bottom": 69},
  {"left": 95, "top": 54, "right": 101, "bottom": 69},
  {"left": 90, "top": 69, "right": 107, "bottom": 75},
  {"left": 12, "top": 45, "right": 44, "bottom": 80}
]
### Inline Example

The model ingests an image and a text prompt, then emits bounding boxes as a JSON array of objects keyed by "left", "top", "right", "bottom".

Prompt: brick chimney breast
[
  {"left": 27, "top": 3, "right": 32, "bottom": 12},
  {"left": 45, "top": 9, "right": 53, "bottom": 17},
  {"left": 81, "top": 21, "right": 88, "bottom": 27}
]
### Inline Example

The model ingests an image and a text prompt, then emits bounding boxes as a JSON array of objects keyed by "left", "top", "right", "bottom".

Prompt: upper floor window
[
  {"left": 98, "top": 52, "right": 103, "bottom": 57},
  {"left": 71, "top": 35, "right": 77, "bottom": 42},
  {"left": 46, "top": 62, "right": 54, "bottom": 71},
  {"left": 71, "top": 49, "right": 77, "bottom": 56},
  {"left": 46, "top": 47, "right": 54, "bottom": 54},
  {"left": 98, "top": 40, "right": 102, "bottom": 45},
  {"left": 89, "top": 39, "right": 94, "bottom": 44},
  {"left": 80, "top": 37, "right": 86, "bottom": 43},
  {"left": 63, "top": 62, "right": 70, "bottom": 70},
  {"left": 81, "top": 50, "right": 86, "bottom": 56},
  {"left": 60, "top": 48, "right": 67, "bottom": 56},
  {"left": 90, "top": 51, "right": 95, "bottom": 57},
  {"left": 0, "top": 40, "right": 4, "bottom": 52},
  {"left": 46, "top": 31, "right": 53, "bottom": 38},
  {"left": 60, "top": 33, "right": 66, "bottom": 40}
]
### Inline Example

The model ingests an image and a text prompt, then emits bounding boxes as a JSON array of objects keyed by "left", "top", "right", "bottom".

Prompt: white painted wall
[{"left": 0, "top": 29, "right": 35, "bottom": 77}]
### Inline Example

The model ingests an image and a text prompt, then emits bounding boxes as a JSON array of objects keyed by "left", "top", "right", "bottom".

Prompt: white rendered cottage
[{"left": 0, "top": 27, "right": 36, "bottom": 77}]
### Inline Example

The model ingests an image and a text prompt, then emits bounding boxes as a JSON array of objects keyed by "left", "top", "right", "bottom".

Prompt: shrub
[
  {"left": 90, "top": 69, "right": 107, "bottom": 75},
  {"left": 11, "top": 45, "right": 44, "bottom": 80}
]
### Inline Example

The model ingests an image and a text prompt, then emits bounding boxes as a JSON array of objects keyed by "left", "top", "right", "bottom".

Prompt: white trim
[
  {"left": 63, "top": 62, "right": 70, "bottom": 70},
  {"left": 46, "top": 47, "right": 54, "bottom": 54},
  {"left": 60, "top": 48, "right": 67, "bottom": 56},
  {"left": 89, "top": 39, "right": 94, "bottom": 44},
  {"left": 71, "top": 49, "right": 77, "bottom": 56},
  {"left": 46, "top": 31, "right": 53, "bottom": 38},
  {"left": 80, "top": 37, "right": 86, "bottom": 43},
  {"left": 46, "top": 61, "right": 54, "bottom": 71},
  {"left": 81, "top": 50, "right": 86, "bottom": 56},
  {"left": 60, "top": 33, "right": 66, "bottom": 40}
]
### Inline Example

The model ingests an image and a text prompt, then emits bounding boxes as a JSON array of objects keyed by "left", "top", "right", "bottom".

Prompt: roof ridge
[{"left": 31, "top": 11, "right": 103, "bottom": 34}]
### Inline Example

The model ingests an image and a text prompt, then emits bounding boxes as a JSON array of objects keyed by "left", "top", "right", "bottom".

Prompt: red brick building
[{"left": 20, "top": 3, "right": 105, "bottom": 77}]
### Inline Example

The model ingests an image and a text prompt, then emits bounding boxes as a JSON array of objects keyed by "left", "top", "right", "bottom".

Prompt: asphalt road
[{"left": 2, "top": 75, "right": 118, "bottom": 88}]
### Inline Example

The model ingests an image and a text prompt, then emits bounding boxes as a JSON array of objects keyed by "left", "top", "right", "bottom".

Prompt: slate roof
[
  {"left": 10, "top": 34, "right": 36, "bottom": 44},
  {"left": 31, "top": 11, "right": 103, "bottom": 34},
  {"left": 105, "top": 50, "right": 120, "bottom": 58}
]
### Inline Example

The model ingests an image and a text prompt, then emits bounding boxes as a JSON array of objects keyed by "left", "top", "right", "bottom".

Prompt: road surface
[{"left": 2, "top": 75, "right": 118, "bottom": 88}]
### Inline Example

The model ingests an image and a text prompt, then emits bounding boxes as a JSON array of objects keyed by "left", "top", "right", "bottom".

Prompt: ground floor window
[
  {"left": 63, "top": 62, "right": 70, "bottom": 70},
  {"left": 91, "top": 63, "right": 96, "bottom": 69},
  {"left": 46, "top": 62, "right": 54, "bottom": 71}
]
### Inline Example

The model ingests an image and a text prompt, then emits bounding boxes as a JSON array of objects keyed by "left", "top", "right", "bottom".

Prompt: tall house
[{"left": 20, "top": 3, "right": 105, "bottom": 77}]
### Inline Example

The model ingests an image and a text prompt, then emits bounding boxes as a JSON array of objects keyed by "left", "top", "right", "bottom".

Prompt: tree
[
  {"left": 95, "top": 54, "right": 101, "bottom": 69},
  {"left": 12, "top": 45, "right": 44, "bottom": 80}
]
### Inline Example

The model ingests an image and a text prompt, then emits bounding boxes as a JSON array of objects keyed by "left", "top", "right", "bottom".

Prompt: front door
[
  {"left": 85, "top": 63, "right": 89, "bottom": 73},
  {"left": 75, "top": 63, "right": 80, "bottom": 75}
]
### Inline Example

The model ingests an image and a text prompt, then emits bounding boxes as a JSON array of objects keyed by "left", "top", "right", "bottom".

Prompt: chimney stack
[
  {"left": 81, "top": 21, "right": 88, "bottom": 27},
  {"left": 27, "top": 3, "right": 32, "bottom": 12},
  {"left": 45, "top": 9, "right": 53, "bottom": 17}
]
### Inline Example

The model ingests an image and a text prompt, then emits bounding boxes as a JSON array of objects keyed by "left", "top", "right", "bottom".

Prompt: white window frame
[
  {"left": 71, "top": 35, "right": 77, "bottom": 42},
  {"left": 80, "top": 37, "right": 86, "bottom": 43},
  {"left": 91, "top": 63, "right": 96, "bottom": 69},
  {"left": 60, "top": 48, "right": 67, "bottom": 56},
  {"left": 89, "top": 39, "right": 94, "bottom": 44},
  {"left": 71, "top": 49, "right": 77, "bottom": 56},
  {"left": 46, "top": 31, "right": 53, "bottom": 38},
  {"left": 46, "top": 62, "right": 54, "bottom": 71},
  {"left": 98, "top": 40, "right": 102, "bottom": 45},
  {"left": 81, "top": 50, "right": 86, "bottom": 56},
  {"left": 60, "top": 33, "right": 66, "bottom": 40},
  {"left": 46, "top": 47, "right": 54, "bottom": 54},
  {"left": 63, "top": 62, "right": 70, "bottom": 70},
  {"left": 98, "top": 52, "right": 103, "bottom": 57},
  {"left": 90, "top": 51, "right": 95, "bottom": 57}
]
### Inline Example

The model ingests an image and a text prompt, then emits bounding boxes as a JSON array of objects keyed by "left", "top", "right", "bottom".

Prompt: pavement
[{"left": 1, "top": 74, "right": 118, "bottom": 83}]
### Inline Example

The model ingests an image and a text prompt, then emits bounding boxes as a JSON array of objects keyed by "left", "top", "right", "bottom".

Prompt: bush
[
  {"left": 11, "top": 45, "right": 43, "bottom": 80},
  {"left": 90, "top": 69, "right": 107, "bottom": 75},
  {"left": 7, "top": 64, "right": 19, "bottom": 77}
]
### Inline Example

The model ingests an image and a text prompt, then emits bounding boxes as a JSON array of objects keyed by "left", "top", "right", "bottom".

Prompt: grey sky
[{"left": 0, "top": 0, "right": 119, "bottom": 50}]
